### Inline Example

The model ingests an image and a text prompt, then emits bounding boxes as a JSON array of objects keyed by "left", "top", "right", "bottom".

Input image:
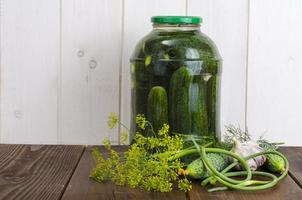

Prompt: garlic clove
[{"left": 231, "top": 138, "right": 266, "bottom": 171}]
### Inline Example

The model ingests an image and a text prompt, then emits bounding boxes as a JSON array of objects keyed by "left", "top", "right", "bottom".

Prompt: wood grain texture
[
  {"left": 61, "top": 146, "right": 187, "bottom": 200},
  {"left": 247, "top": 0, "right": 302, "bottom": 145},
  {"left": 0, "top": 144, "right": 84, "bottom": 200},
  {"left": 0, "top": 145, "right": 300, "bottom": 199},
  {"left": 121, "top": 0, "right": 186, "bottom": 143},
  {"left": 61, "top": 0, "right": 122, "bottom": 144},
  {"left": 187, "top": 0, "right": 249, "bottom": 138},
  {"left": 280, "top": 147, "right": 302, "bottom": 188},
  {"left": 0, "top": 0, "right": 60, "bottom": 143}
]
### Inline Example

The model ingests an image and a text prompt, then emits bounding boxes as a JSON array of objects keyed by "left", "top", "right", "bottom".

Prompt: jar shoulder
[{"left": 131, "top": 30, "right": 221, "bottom": 61}]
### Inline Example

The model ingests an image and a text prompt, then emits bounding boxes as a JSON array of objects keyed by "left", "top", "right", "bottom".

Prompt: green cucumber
[
  {"left": 185, "top": 159, "right": 205, "bottom": 179},
  {"left": 260, "top": 145, "right": 286, "bottom": 174},
  {"left": 185, "top": 153, "right": 229, "bottom": 179},
  {"left": 216, "top": 141, "right": 233, "bottom": 151},
  {"left": 169, "top": 67, "right": 193, "bottom": 134},
  {"left": 207, "top": 75, "right": 217, "bottom": 135},
  {"left": 131, "top": 87, "right": 148, "bottom": 134},
  {"left": 265, "top": 152, "right": 286, "bottom": 174},
  {"left": 147, "top": 86, "right": 168, "bottom": 132},
  {"left": 190, "top": 77, "right": 208, "bottom": 136},
  {"left": 131, "top": 62, "right": 150, "bottom": 135}
]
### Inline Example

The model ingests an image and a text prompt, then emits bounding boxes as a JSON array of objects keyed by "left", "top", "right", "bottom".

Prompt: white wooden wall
[{"left": 0, "top": 0, "right": 301, "bottom": 145}]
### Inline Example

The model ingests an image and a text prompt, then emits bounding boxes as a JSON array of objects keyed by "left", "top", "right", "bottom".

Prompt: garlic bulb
[{"left": 231, "top": 138, "right": 266, "bottom": 171}]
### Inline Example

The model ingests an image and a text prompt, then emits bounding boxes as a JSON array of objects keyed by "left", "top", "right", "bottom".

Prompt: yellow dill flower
[
  {"left": 107, "top": 112, "right": 118, "bottom": 129},
  {"left": 178, "top": 178, "right": 192, "bottom": 192},
  {"left": 102, "top": 138, "right": 111, "bottom": 149},
  {"left": 135, "top": 114, "right": 147, "bottom": 130},
  {"left": 158, "top": 124, "right": 169, "bottom": 136},
  {"left": 120, "top": 131, "right": 129, "bottom": 145}
]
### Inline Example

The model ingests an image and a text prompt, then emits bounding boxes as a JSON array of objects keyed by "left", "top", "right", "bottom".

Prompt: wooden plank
[
  {"left": 61, "top": 0, "right": 122, "bottom": 144},
  {"left": 62, "top": 146, "right": 187, "bottom": 200},
  {"left": 187, "top": 0, "right": 249, "bottom": 138},
  {"left": 247, "top": 0, "right": 302, "bottom": 145},
  {"left": 280, "top": 147, "right": 302, "bottom": 188},
  {"left": 0, "top": 0, "right": 60, "bottom": 143},
  {"left": 188, "top": 175, "right": 302, "bottom": 200},
  {"left": 0, "top": 144, "right": 84, "bottom": 200},
  {"left": 121, "top": 0, "right": 186, "bottom": 143}
]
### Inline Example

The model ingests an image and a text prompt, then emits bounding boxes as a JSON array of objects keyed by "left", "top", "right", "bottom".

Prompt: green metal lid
[{"left": 151, "top": 16, "right": 202, "bottom": 24}]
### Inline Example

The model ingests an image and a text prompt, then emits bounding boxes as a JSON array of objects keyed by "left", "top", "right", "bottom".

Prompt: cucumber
[
  {"left": 131, "top": 87, "right": 148, "bottom": 135},
  {"left": 259, "top": 144, "right": 286, "bottom": 174},
  {"left": 190, "top": 77, "right": 208, "bottom": 136},
  {"left": 169, "top": 67, "right": 193, "bottom": 134},
  {"left": 169, "top": 67, "right": 209, "bottom": 136},
  {"left": 265, "top": 152, "right": 286, "bottom": 174},
  {"left": 147, "top": 86, "right": 168, "bottom": 133},
  {"left": 216, "top": 141, "right": 233, "bottom": 151},
  {"left": 131, "top": 62, "right": 150, "bottom": 136},
  {"left": 207, "top": 75, "right": 217, "bottom": 135},
  {"left": 185, "top": 159, "right": 205, "bottom": 179},
  {"left": 185, "top": 153, "right": 229, "bottom": 179}
]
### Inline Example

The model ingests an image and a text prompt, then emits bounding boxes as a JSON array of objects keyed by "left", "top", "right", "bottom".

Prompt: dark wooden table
[{"left": 0, "top": 145, "right": 301, "bottom": 200}]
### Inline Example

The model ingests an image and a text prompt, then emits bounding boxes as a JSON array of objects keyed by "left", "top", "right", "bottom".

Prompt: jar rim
[{"left": 151, "top": 16, "right": 202, "bottom": 24}]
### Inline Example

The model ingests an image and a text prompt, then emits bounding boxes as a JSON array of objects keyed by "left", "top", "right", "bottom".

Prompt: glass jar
[{"left": 130, "top": 16, "right": 221, "bottom": 142}]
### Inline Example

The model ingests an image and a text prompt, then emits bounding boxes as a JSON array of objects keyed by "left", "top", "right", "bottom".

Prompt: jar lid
[{"left": 151, "top": 16, "right": 202, "bottom": 24}]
